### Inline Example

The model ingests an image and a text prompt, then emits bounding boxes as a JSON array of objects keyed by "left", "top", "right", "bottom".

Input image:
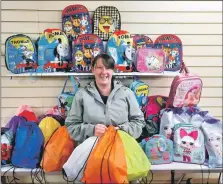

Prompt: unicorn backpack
[
  {"left": 72, "top": 34, "right": 104, "bottom": 72},
  {"left": 93, "top": 6, "right": 121, "bottom": 41},
  {"left": 173, "top": 123, "right": 205, "bottom": 164},
  {"left": 144, "top": 135, "right": 173, "bottom": 165},
  {"left": 107, "top": 30, "right": 134, "bottom": 72},
  {"left": 62, "top": 4, "right": 92, "bottom": 41},
  {"left": 154, "top": 34, "right": 183, "bottom": 71},
  {"left": 5, "top": 34, "right": 38, "bottom": 74},
  {"left": 37, "top": 29, "right": 72, "bottom": 73}
]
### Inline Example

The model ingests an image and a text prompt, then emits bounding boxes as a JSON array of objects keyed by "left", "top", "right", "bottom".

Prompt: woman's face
[{"left": 92, "top": 58, "right": 113, "bottom": 87}]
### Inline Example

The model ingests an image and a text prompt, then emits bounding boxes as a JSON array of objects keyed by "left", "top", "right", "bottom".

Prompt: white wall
[{"left": 1, "top": 1, "right": 222, "bottom": 183}]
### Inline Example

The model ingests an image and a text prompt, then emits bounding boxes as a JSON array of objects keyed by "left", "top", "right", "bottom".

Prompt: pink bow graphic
[{"left": 180, "top": 129, "right": 198, "bottom": 140}]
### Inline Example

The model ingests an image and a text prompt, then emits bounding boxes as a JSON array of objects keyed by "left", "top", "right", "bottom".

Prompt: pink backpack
[{"left": 166, "top": 62, "right": 202, "bottom": 108}]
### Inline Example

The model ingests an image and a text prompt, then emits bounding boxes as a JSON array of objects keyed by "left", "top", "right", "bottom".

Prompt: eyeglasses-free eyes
[{"left": 99, "top": 17, "right": 113, "bottom": 25}]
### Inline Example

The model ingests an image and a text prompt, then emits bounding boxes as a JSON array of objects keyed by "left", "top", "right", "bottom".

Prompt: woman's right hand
[{"left": 94, "top": 124, "right": 108, "bottom": 137}]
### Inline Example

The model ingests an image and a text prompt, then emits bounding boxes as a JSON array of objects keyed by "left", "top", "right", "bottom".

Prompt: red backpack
[{"left": 166, "top": 62, "right": 203, "bottom": 108}]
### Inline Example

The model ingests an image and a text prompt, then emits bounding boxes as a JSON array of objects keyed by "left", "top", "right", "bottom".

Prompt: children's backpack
[
  {"left": 144, "top": 135, "right": 173, "bottom": 165},
  {"left": 41, "top": 126, "right": 75, "bottom": 172},
  {"left": 37, "top": 28, "right": 72, "bottom": 73},
  {"left": 72, "top": 34, "right": 104, "bottom": 72},
  {"left": 5, "top": 34, "right": 38, "bottom": 74},
  {"left": 132, "top": 34, "right": 153, "bottom": 50},
  {"left": 166, "top": 62, "right": 203, "bottom": 108},
  {"left": 57, "top": 76, "right": 79, "bottom": 117},
  {"left": 107, "top": 30, "right": 134, "bottom": 72},
  {"left": 134, "top": 48, "right": 165, "bottom": 73},
  {"left": 37, "top": 114, "right": 65, "bottom": 126},
  {"left": 154, "top": 34, "right": 182, "bottom": 71},
  {"left": 201, "top": 117, "right": 222, "bottom": 168},
  {"left": 16, "top": 105, "right": 37, "bottom": 122},
  {"left": 93, "top": 6, "right": 121, "bottom": 41},
  {"left": 173, "top": 123, "right": 205, "bottom": 164},
  {"left": 11, "top": 121, "right": 44, "bottom": 168},
  {"left": 38, "top": 117, "right": 61, "bottom": 144},
  {"left": 129, "top": 80, "right": 149, "bottom": 111},
  {"left": 62, "top": 4, "right": 92, "bottom": 41}
]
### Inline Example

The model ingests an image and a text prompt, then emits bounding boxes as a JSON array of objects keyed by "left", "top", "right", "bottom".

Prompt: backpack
[
  {"left": 129, "top": 80, "right": 149, "bottom": 111},
  {"left": 134, "top": 48, "right": 165, "bottom": 73},
  {"left": 166, "top": 62, "right": 203, "bottom": 108},
  {"left": 72, "top": 34, "right": 104, "bottom": 72},
  {"left": 93, "top": 6, "right": 121, "bottom": 41},
  {"left": 11, "top": 121, "right": 44, "bottom": 168},
  {"left": 107, "top": 30, "right": 134, "bottom": 72},
  {"left": 201, "top": 117, "right": 222, "bottom": 168},
  {"left": 132, "top": 34, "right": 153, "bottom": 50},
  {"left": 37, "top": 28, "right": 72, "bottom": 73},
  {"left": 16, "top": 105, "right": 37, "bottom": 122},
  {"left": 5, "top": 34, "right": 38, "bottom": 74},
  {"left": 144, "top": 134, "right": 173, "bottom": 165},
  {"left": 62, "top": 4, "right": 92, "bottom": 41},
  {"left": 41, "top": 126, "right": 75, "bottom": 172},
  {"left": 154, "top": 34, "right": 183, "bottom": 71},
  {"left": 38, "top": 117, "right": 61, "bottom": 144},
  {"left": 173, "top": 123, "right": 205, "bottom": 164},
  {"left": 58, "top": 76, "right": 79, "bottom": 117}
]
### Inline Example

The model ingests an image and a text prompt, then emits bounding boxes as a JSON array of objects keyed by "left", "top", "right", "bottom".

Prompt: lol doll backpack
[
  {"left": 144, "top": 135, "right": 173, "bottom": 165},
  {"left": 5, "top": 34, "right": 38, "bottom": 74},
  {"left": 134, "top": 48, "right": 165, "bottom": 73},
  {"left": 154, "top": 34, "right": 183, "bottom": 71},
  {"left": 107, "top": 30, "right": 134, "bottom": 72},
  {"left": 37, "top": 29, "right": 72, "bottom": 73},
  {"left": 62, "top": 4, "right": 92, "bottom": 41},
  {"left": 166, "top": 62, "right": 203, "bottom": 108},
  {"left": 93, "top": 6, "right": 121, "bottom": 41},
  {"left": 72, "top": 34, "right": 104, "bottom": 72},
  {"left": 173, "top": 123, "right": 205, "bottom": 164}
]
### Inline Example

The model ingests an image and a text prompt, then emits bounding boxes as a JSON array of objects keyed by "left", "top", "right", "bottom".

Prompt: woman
[{"left": 65, "top": 53, "right": 145, "bottom": 143}]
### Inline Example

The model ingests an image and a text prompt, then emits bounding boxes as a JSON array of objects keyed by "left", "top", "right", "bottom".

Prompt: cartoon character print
[
  {"left": 122, "top": 42, "right": 133, "bottom": 68},
  {"left": 208, "top": 133, "right": 222, "bottom": 159},
  {"left": 70, "top": 15, "right": 81, "bottom": 36},
  {"left": 80, "top": 15, "right": 88, "bottom": 34},
  {"left": 53, "top": 38, "right": 69, "bottom": 71},
  {"left": 83, "top": 44, "right": 93, "bottom": 71},
  {"left": 135, "top": 38, "right": 146, "bottom": 50},
  {"left": 162, "top": 45, "right": 180, "bottom": 69},
  {"left": 99, "top": 15, "right": 115, "bottom": 33},
  {"left": 177, "top": 129, "right": 201, "bottom": 163},
  {"left": 145, "top": 56, "right": 161, "bottom": 71},
  {"left": 64, "top": 20, "right": 75, "bottom": 38},
  {"left": 58, "top": 96, "right": 70, "bottom": 117},
  {"left": 93, "top": 47, "right": 101, "bottom": 58},
  {"left": 184, "top": 86, "right": 201, "bottom": 106},
  {"left": 75, "top": 50, "right": 86, "bottom": 71}
]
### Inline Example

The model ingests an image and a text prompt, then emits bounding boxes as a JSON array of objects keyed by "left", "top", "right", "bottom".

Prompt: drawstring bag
[
  {"left": 62, "top": 136, "right": 99, "bottom": 182},
  {"left": 82, "top": 126, "right": 128, "bottom": 184}
]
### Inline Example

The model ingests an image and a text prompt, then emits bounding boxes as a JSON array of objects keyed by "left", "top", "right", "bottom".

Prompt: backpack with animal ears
[
  {"left": 57, "top": 76, "right": 79, "bottom": 117},
  {"left": 72, "top": 34, "right": 104, "bottom": 72},
  {"left": 37, "top": 28, "right": 72, "bottom": 73},
  {"left": 93, "top": 6, "right": 121, "bottom": 41},
  {"left": 62, "top": 4, "right": 92, "bottom": 42},
  {"left": 5, "top": 34, "right": 38, "bottom": 74},
  {"left": 173, "top": 123, "right": 205, "bottom": 164},
  {"left": 166, "top": 62, "right": 203, "bottom": 108},
  {"left": 153, "top": 34, "right": 183, "bottom": 71},
  {"left": 107, "top": 30, "right": 134, "bottom": 72}
]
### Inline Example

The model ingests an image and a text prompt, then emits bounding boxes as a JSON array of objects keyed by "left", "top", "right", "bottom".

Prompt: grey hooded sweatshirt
[{"left": 65, "top": 80, "right": 145, "bottom": 143}]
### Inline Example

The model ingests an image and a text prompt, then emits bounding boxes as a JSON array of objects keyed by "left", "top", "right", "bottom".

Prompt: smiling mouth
[{"left": 103, "top": 26, "right": 110, "bottom": 32}]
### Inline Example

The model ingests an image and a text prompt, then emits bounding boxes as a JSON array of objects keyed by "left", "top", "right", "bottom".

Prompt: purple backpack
[{"left": 5, "top": 116, "right": 27, "bottom": 136}]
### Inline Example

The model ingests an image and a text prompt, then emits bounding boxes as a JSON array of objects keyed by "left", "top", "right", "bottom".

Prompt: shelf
[{"left": 7, "top": 71, "right": 180, "bottom": 77}]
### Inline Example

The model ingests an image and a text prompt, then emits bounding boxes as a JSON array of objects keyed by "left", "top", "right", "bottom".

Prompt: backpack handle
[
  {"left": 179, "top": 62, "right": 189, "bottom": 73},
  {"left": 61, "top": 76, "right": 79, "bottom": 94}
]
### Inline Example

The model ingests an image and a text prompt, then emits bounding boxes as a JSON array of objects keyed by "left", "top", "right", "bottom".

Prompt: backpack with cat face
[
  {"left": 37, "top": 29, "right": 72, "bottom": 73},
  {"left": 154, "top": 34, "right": 183, "bottom": 71},
  {"left": 62, "top": 4, "right": 92, "bottom": 41},
  {"left": 93, "top": 6, "right": 121, "bottom": 41},
  {"left": 107, "top": 30, "right": 134, "bottom": 72}
]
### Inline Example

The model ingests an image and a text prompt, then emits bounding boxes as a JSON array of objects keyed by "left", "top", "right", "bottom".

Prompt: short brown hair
[{"left": 92, "top": 53, "right": 115, "bottom": 70}]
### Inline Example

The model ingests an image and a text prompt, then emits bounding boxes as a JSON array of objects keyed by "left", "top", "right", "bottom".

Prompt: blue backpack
[
  {"left": 5, "top": 34, "right": 38, "bottom": 74},
  {"left": 11, "top": 122, "right": 44, "bottom": 168}
]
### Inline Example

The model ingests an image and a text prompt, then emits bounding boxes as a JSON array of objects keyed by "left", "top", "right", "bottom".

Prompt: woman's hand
[{"left": 94, "top": 124, "right": 108, "bottom": 137}]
